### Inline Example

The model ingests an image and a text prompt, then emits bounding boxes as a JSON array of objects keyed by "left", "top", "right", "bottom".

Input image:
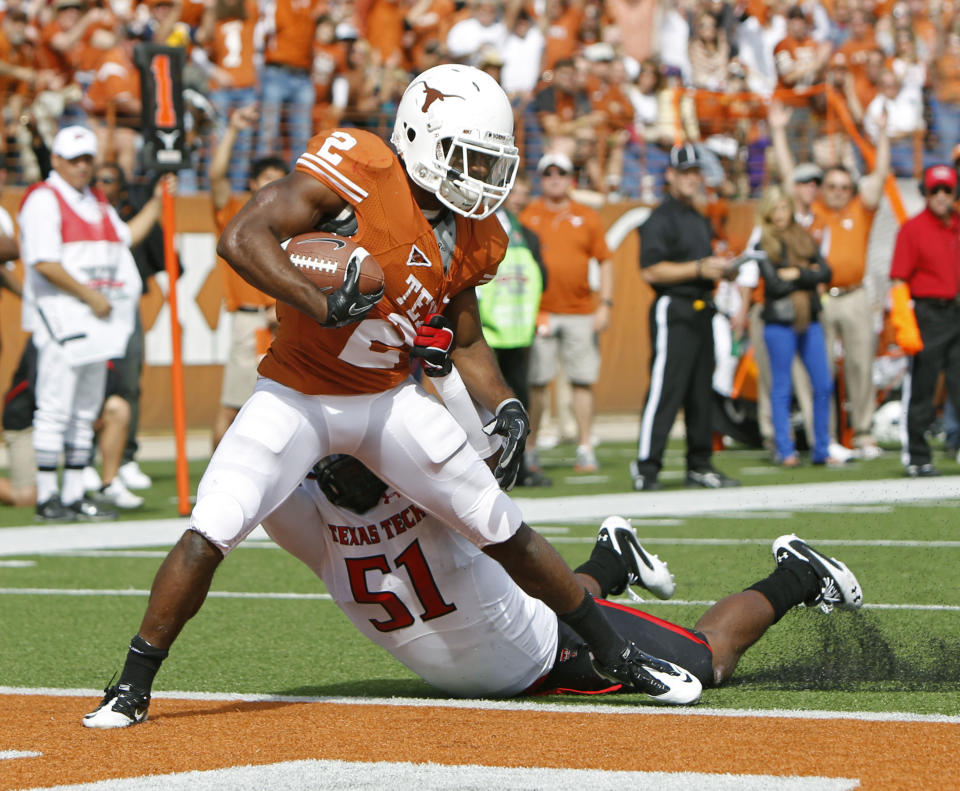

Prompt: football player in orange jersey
[{"left": 84, "top": 64, "right": 702, "bottom": 730}]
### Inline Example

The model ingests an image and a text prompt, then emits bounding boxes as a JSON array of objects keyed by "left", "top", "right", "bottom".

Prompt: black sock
[
  {"left": 575, "top": 543, "right": 628, "bottom": 597},
  {"left": 558, "top": 593, "right": 628, "bottom": 666},
  {"left": 747, "top": 560, "right": 821, "bottom": 623},
  {"left": 119, "top": 635, "right": 168, "bottom": 695}
]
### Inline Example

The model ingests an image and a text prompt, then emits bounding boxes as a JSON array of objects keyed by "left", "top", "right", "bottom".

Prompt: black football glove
[
  {"left": 481, "top": 398, "right": 529, "bottom": 490},
  {"left": 591, "top": 641, "right": 701, "bottom": 705},
  {"left": 321, "top": 255, "right": 385, "bottom": 328},
  {"left": 410, "top": 313, "right": 454, "bottom": 377}
]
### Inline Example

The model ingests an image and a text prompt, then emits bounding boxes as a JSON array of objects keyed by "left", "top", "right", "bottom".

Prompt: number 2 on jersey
[{"left": 346, "top": 539, "right": 457, "bottom": 632}]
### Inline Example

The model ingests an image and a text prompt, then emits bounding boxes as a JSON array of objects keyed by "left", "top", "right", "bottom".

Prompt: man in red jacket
[{"left": 889, "top": 164, "right": 960, "bottom": 477}]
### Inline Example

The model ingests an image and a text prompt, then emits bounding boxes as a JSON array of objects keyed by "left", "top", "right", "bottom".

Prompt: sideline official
[
  {"left": 630, "top": 144, "right": 740, "bottom": 491},
  {"left": 889, "top": 164, "right": 960, "bottom": 477}
]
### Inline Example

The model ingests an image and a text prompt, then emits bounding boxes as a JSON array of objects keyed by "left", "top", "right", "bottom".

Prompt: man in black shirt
[{"left": 630, "top": 144, "right": 740, "bottom": 491}]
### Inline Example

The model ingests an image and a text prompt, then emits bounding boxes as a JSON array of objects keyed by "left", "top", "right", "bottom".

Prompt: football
[{"left": 285, "top": 232, "right": 384, "bottom": 296}]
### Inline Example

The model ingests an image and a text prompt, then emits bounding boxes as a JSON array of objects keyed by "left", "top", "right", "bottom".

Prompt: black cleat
[
  {"left": 35, "top": 494, "right": 72, "bottom": 523},
  {"left": 686, "top": 467, "right": 740, "bottom": 488},
  {"left": 592, "top": 642, "right": 701, "bottom": 705},
  {"left": 66, "top": 496, "right": 118, "bottom": 522}
]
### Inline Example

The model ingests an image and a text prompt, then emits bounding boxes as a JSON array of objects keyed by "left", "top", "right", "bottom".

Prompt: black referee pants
[
  {"left": 634, "top": 295, "right": 715, "bottom": 478},
  {"left": 904, "top": 299, "right": 960, "bottom": 466}
]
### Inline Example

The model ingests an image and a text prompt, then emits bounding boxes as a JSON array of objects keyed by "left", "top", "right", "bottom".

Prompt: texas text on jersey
[{"left": 257, "top": 128, "right": 508, "bottom": 396}]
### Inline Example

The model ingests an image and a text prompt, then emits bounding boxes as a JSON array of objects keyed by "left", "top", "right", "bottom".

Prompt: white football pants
[{"left": 191, "top": 377, "right": 523, "bottom": 555}]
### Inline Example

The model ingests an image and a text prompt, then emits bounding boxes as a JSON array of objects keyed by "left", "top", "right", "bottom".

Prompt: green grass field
[{"left": 2, "top": 439, "right": 959, "bottom": 717}]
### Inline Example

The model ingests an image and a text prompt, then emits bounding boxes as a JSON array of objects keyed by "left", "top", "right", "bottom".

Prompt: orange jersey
[
  {"left": 773, "top": 34, "right": 821, "bottom": 104},
  {"left": 811, "top": 195, "right": 875, "bottom": 288},
  {"left": 259, "top": 128, "right": 508, "bottom": 395},
  {"left": 519, "top": 198, "right": 611, "bottom": 315},
  {"left": 265, "top": 0, "right": 321, "bottom": 71},
  {"left": 934, "top": 51, "right": 960, "bottom": 105},
  {"left": 541, "top": 5, "right": 581, "bottom": 72},
  {"left": 0, "top": 28, "right": 37, "bottom": 99},
  {"left": 363, "top": 0, "right": 404, "bottom": 64},
  {"left": 215, "top": 196, "right": 276, "bottom": 312},
  {"left": 586, "top": 75, "right": 633, "bottom": 132},
  {"left": 210, "top": 0, "right": 258, "bottom": 90},
  {"left": 83, "top": 45, "right": 140, "bottom": 120},
  {"left": 180, "top": 0, "right": 207, "bottom": 28}
]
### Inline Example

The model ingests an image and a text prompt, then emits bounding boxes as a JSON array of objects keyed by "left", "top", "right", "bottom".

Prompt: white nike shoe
[
  {"left": 772, "top": 533, "right": 863, "bottom": 614},
  {"left": 593, "top": 643, "right": 702, "bottom": 705},
  {"left": 598, "top": 516, "right": 675, "bottom": 601},
  {"left": 99, "top": 478, "right": 144, "bottom": 510},
  {"left": 82, "top": 682, "right": 150, "bottom": 729},
  {"left": 118, "top": 461, "right": 152, "bottom": 490}
]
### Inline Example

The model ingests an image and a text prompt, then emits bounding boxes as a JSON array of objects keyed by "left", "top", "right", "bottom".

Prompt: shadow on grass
[{"left": 730, "top": 611, "right": 960, "bottom": 692}]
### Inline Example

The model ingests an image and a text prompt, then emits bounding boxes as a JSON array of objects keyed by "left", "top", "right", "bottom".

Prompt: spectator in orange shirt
[
  {"left": 582, "top": 42, "right": 632, "bottom": 198},
  {"left": 519, "top": 152, "right": 614, "bottom": 474},
  {"left": 198, "top": 0, "right": 259, "bottom": 191},
  {"left": 37, "top": 0, "right": 114, "bottom": 126},
  {"left": 774, "top": 6, "right": 830, "bottom": 103},
  {"left": 209, "top": 104, "right": 286, "bottom": 448},
  {"left": 83, "top": 44, "right": 141, "bottom": 179},
  {"left": 532, "top": 57, "right": 603, "bottom": 174},
  {"left": 0, "top": 8, "right": 59, "bottom": 181},
  {"left": 539, "top": 0, "right": 584, "bottom": 73},
  {"left": 839, "top": 9, "right": 879, "bottom": 92},
  {"left": 258, "top": 0, "right": 321, "bottom": 166},
  {"left": 810, "top": 111, "right": 890, "bottom": 459},
  {"left": 362, "top": 0, "right": 405, "bottom": 66},
  {"left": 403, "top": 0, "right": 455, "bottom": 73}
]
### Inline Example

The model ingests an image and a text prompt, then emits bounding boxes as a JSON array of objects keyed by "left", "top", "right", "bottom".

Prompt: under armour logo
[{"left": 419, "top": 83, "right": 464, "bottom": 112}]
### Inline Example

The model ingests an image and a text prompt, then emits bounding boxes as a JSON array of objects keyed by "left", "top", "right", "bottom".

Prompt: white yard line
[
  {"left": 2, "top": 684, "right": 958, "bottom": 724},
  {"left": 2, "top": 477, "right": 960, "bottom": 557},
  {"left": 1, "top": 587, "right": 957, "bottom": 612}
]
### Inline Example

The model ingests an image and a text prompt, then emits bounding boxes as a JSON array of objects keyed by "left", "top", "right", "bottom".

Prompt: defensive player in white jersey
[
  {"left": 18, "top": 126, "right": 167, "bottom": 523},
  {"left": 85, "top": 65, "right": 700, "bottom": 728},
  {"left": 261, "top": 450, "right": 864, "bottom": 699}
]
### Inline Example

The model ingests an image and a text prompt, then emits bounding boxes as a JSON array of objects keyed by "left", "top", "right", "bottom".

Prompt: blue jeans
[
  {"left": 931, "top": 98, "right": 960, "bottom": 163},
  {"left": 764, "top": 320, "right": 833, "bottom": 462},
  {"left": 211, "top": 86, "right": 257, "bottom": 191},
  {"left": 257, "top": 65, "right": 314, "bottom": 166}
]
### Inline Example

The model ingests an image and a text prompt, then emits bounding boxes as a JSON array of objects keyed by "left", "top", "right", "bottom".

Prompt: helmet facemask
[{"left": 435, "top": 135, "right": 519, "bottom": 219}]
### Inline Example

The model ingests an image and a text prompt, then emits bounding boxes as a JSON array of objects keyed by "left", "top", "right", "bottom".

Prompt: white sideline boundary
[
  {"left": 13, "top": 759, "right": 862, "bottom": 791},
  {"left": 2, "top": 476, "right": 960, "bottom": 557},
  {"left": 2, "top": 685, "right": 959, "bottom": 724}
]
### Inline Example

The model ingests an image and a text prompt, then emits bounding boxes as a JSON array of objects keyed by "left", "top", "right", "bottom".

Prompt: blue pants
[
  {"left": 257, "top": 65, "right": 314, "bottom": 166},
  {"left": 211, "top": 86, "right": 257, "bottom": 191},
  {"left": 764, "top": 321, "right": 833, "bottom": 462}
]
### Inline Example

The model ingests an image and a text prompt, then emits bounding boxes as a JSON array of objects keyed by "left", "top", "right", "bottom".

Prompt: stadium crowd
[
  {"left": 1, "top": 0, "right": 960, "bottom": 196},
  {"left": 4, "top": 0, "right": 960, "bottom": 516}
]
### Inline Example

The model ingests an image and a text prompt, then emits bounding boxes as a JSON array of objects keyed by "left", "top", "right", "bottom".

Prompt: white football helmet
[{"left": 391, "top": 64, "right": 519, "bottom": 220}]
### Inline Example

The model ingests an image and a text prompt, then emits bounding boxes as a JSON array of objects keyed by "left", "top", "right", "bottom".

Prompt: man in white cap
[{"left": 18, "top": 125, "right": 165, "bottom": 521}]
